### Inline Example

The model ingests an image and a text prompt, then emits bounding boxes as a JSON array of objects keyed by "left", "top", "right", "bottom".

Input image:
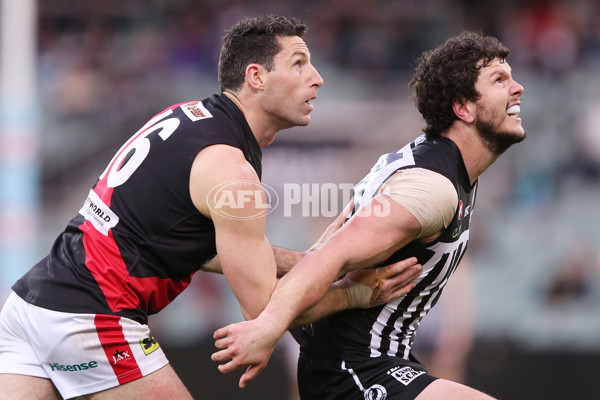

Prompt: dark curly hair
[
  {"left": 218, "top": 14, "right": 308, "bottom": 92},
  {"left": 409, "top": 31, "right": 510, "bottom": 138}
]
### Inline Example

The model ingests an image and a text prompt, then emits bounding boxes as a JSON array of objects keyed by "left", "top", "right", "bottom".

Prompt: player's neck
[
  {"left": 443, "top": 126, "right": 500, "bottom": 186},
  {"left": 223, "top": 90, "right": 278, "bottom": 147}
]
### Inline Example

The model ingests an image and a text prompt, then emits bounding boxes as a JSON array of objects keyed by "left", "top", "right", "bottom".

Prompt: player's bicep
[
  {"left": 189, "top": 144, "right": 262, "bottom": 217},
  {"left": 189, "top": 144, "right": 277, "bottom": 319}
]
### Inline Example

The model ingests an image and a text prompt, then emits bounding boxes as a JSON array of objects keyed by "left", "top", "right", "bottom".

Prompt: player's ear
[
  {"left": 245, "top": 64, "right": 267, "bottom": 91},
  {"left": 452, "top": 100, "right": 475, "bottom": 124}
]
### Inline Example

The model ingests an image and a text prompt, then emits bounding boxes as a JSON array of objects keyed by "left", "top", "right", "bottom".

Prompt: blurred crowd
[
  {"left": 29, "top": 0, "right": 600, "bottom": 358},
  {"left": 37, "top": 0, "right": 600, "bottom": 197}
]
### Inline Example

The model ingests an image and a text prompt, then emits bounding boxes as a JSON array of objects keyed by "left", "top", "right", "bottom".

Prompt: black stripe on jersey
[
  {"left": 378, "top": 238, "right": 467, "bottom": 358},
  {"left": 378, "top": 252, "right": 449, "bottom": 356}
]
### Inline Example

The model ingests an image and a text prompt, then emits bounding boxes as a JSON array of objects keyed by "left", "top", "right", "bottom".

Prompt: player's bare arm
[
  {"left": 203, "top": 200, "right": 353, "bottom": 276},
  {"left": 289, "top": 197, "right": 421, "bottom": 326},
  {"left": 190, "top": 144, "right": 277, "bottom": 320},
  {"left": 290, "top": 257, "right": 421, "bottom": 328},
  {"left": 211, "top": 193, "right": 424, "bottom": 387},
  {"left": 201, "top": 195, "right": 421, "bottom": 326},
  {"left": 202, "top": 246, "right": 305, "bottom": 277}
]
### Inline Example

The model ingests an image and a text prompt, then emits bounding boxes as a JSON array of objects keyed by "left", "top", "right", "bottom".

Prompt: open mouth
[
  {"left": 506, "top": 104, "right": 520, "bottom": 118},
  {"left": 304, "top": 97, "right": 316, "bottom": 112}
]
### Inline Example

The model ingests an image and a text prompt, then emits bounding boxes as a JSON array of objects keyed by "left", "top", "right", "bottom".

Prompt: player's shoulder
[
  {"left": 411, "top": 136, "right": 461, "bottom": 171},
  {"left": 168, "top": 96, "right": 229, "bottom": 127},
  {"left": 152, "top": 96, "right": 244, "bottom": 149}
]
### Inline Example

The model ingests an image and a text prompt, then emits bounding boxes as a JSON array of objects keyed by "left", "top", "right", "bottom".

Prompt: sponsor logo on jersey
[
  {"left": 79, "top": 189, "right": 119, "bottom": 235},
  {"left": 387, "top": 366, "right": 425, "bottom": 386},
  {"left": 48, "top": 361, "right": 98, "bottom": 372},
  {"left": 458, "top": 200, "right": 464, "bottom": 220},
  {"left": 112, "top": 349, "right": 131, "bottom": 365},
  {"left": 364, "top": 384, "right": 387, "bottom": 400},
  {"left": 140, "top": 336, "right": 160, "bottom": 356},
  {"left": 181, "top": 101, "right": 213, "bottom": 121}
]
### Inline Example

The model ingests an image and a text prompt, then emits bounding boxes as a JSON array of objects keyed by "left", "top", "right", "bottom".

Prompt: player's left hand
[{"left": 344, "top": 257, "right": 422, "bottom": 308}]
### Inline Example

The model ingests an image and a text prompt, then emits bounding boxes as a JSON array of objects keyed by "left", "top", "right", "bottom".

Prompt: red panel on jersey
[
  {"left": 126, "top": 275, "right": 193, "bottom": 314},
  {"left": 81, "top": 221, "right": 140, "bottom": 312},
  {"left": 81, "top": 220, "right": 192, "bottom": 314}
]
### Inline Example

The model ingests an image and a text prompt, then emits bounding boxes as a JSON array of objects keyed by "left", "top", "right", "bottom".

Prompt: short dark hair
[
  {"left": 218, "top": 14, "right": 308, "bottom": 92},
  {"left": 409, "top": 31, "right": 510, "bottom": 138}
]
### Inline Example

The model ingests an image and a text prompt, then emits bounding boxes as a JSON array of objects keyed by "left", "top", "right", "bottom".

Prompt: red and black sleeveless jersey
[
  {"left": 13, "top": 94, "right": 262, "bottom": 324},
  {"left": 293, "top": 135, "right": 477, "bottom": 362}
]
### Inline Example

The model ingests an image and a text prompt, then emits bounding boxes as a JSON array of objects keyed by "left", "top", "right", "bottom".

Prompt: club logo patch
[{"left": 364, "top": 384, "right": 387, "bottom": 400}]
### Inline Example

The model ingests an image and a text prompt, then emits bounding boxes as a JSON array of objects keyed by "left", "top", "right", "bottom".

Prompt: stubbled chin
[{"left": 506, "top": 119, "right": 524, "bottom": 133}]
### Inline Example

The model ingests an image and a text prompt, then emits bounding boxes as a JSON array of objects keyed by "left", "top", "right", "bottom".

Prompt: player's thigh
[
  {"left": 86, "top": 364, "right": 193, "bottom": 400},
  {"left": 0, "top": 374, "right": 62, "bottom": 400},
  {"left": 415, "top": 378, "right": 496, "bottom": 400}
]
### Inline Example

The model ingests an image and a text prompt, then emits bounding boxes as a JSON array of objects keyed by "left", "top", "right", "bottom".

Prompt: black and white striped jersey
[{"left": 294, "top": 134, "right": 477, "bottom": 362}]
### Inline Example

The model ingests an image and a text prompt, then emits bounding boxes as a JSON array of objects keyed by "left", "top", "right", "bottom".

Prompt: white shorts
[{"left": 0, "top": 292, "right": 169, "bottom": 399}]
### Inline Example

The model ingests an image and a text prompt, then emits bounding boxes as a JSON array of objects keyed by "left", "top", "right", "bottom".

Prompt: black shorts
[{"left": 297, "top": 352, "right": 437, "bottom": 400}]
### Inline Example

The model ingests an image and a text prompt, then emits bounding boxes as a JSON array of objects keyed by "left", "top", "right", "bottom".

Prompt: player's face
[
  {"left": 473, "top": 57, "right": 526, "bottom": 154},
  {"left": 261, "top": 36, "right": 323, "bottom": 130}
]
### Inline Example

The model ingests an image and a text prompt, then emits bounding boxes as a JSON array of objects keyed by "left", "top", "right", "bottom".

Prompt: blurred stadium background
[{"left": 2, "top": 0, "right": 600, "bottom": 398}]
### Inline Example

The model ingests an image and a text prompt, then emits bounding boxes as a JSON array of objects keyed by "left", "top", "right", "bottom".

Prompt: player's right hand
[{"left": 211, "top": 319, "right": 278, "bottom": 388}]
